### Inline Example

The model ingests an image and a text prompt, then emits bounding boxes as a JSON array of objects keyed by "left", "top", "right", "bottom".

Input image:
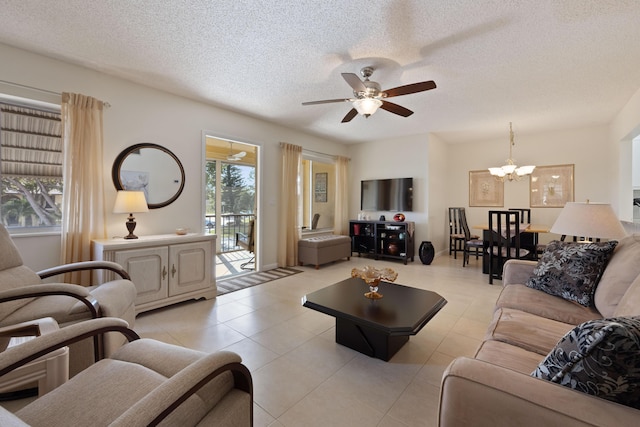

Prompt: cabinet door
[
  {"left": 168, "top": 241, "right": 212, "bottom": 296},
  {"left": 115, "top": 247, "right": 168, "bottom": 305}
]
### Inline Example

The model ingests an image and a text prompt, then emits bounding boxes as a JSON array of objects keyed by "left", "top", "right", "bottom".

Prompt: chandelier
[{"left": 488, "top": 122, "right": 535, "bottom": 181}]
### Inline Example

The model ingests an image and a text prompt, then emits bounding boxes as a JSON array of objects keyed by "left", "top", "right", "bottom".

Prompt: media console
[{"left": 349, "top": 220, "right": 415, "bottom": 264}]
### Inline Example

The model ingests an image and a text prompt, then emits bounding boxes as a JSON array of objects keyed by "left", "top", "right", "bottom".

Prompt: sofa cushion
[
  {"left": 615, "top": 274, "right": 640, "bottom": 317},
  {"left": 594, "top": 234, "right": 640, "bottom": 317},
  {"left": 485, "top": 308, "right": 575, "bottom": 356},
  {"left": 475, "top": 339, "right": 544, "bottom": 375},
  {"left": 526, "top": 240, "right": 617, "bottom": 307},
  {"left": 495, "top": 284, "right": 602, "bottom": 325},
  {"left": 531, "top": 316, "right": 640, "bottom": 409}
]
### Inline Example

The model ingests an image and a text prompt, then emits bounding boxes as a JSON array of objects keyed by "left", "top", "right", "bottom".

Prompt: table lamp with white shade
[
  {"left": 113, "top": 190, "right": 149, "bottom": 239},
  {"left": 550, "top": 201, "right": 627, "bottom": 242}
]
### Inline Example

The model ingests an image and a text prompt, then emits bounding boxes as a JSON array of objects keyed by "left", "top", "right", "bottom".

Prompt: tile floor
[{"left": 135, "top": 253, "right": 502, "bottom": 427}]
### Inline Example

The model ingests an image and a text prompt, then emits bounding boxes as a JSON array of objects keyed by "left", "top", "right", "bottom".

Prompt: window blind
[{"left": 0, "top": 103, "right": 62, "bottom": 178}]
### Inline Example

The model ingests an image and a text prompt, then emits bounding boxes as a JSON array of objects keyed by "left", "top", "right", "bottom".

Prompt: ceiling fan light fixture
[{"left": 353, "top": 98, "right": 382, "bottom": 116}]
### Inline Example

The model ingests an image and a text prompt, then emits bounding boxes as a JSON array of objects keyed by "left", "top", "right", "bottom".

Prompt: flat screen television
[{"left": 360, "top": 178, "right": 413, "bottom": 211}]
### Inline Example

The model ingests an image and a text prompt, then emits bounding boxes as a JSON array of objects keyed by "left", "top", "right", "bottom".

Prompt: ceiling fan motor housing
[{"left": 355, "top": 80, "right": 382, "bottom": 99}]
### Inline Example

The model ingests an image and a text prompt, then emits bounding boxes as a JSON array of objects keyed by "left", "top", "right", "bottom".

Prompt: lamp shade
[
  {"left": 113, "top": 191, "right": 149, "bottom": 214},
  {"left": 550, "top": 202, "right": 626, "bottom": 240}
]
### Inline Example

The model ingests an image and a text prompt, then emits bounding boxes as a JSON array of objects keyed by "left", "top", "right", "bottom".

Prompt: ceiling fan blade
[
  {"left": 302, "top": 98, "right": 350, "bottom": 106},
  {"left": 380, "top": 101, "right": 414, "bottom": 117},
  {"left": 384, "top": 80, "right": 436, "bottom": 98},
  {"left": 236, "top": 151, "right": 246, "bottom": 158},
  {"left": 342, "top": 73, "right": 367, "bottom": 92},
  {"left": 341, "top": 108, "right": 358, "bottom": 123}
]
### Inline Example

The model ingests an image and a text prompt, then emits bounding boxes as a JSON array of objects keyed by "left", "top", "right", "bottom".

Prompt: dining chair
[
  {"left": 508, "top": 208, "right": 531, "bottom": 224},
  {"left": 461, "top": 209, "right": 483, "bottom": 267},
  {"left": 449, "top": 207, "right": 478, "bottom": 259},
  {"left": 488, "top": 210, "right": 530, "bottom": 284}
]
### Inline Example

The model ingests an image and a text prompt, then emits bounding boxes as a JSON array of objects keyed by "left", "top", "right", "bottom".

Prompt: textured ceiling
[{"left": 1, "top": 0, "right": 640, "bottom": 144}]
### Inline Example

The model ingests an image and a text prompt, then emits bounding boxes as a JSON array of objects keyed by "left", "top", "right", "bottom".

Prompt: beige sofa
[{"left": 439, "top": 233, "right": 640, "bottom": 426}]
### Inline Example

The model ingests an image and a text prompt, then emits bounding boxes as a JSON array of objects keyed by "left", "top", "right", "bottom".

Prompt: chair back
[
  {"left": 0, "top": 225, "right": 43, "bottom": 320},
  {"left": 459, "top": 208, "right": 473, "bottom": 241},
  {"left": 448, "top": 207, "right": 464, "bottom": 235},
  {"left": 246, "top": 219, "right": 255, "bottom": 252},
  {"left": 508, "top": 208, "right": 531, "bottom": 224},
  {"left": 0, "top": 225, "right": 25, "bottom": 271},
  {"left": 488, "top": 210, "right": 529, "bottom": 283}
]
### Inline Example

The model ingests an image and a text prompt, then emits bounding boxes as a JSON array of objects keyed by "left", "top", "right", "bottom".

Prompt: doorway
[{"left": 204, "top": 136, "right": 258, "bottom": 279}]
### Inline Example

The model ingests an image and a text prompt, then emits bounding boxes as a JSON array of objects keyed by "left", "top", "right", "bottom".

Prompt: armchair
[
  {"left": 0, "top": 225, "right": 136, "bottom": 375},
  {"left": 0, "top": 318, "right": 253, "bottom": 426}
]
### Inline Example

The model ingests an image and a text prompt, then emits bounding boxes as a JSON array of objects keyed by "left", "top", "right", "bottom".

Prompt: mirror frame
[{"left": 112, "top": 143, "right": 185, "bottom": 209}]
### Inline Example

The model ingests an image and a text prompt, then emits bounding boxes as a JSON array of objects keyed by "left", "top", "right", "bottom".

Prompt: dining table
[{"left": 473, "top": 223, "right": 551, "bottom": 274}]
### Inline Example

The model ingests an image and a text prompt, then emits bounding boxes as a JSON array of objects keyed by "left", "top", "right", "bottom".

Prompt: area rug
[{"left": 216, "top": 267, "right": 302, "bottom": 296}]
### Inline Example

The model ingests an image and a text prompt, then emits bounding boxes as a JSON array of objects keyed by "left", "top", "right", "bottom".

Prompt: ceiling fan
[
  {"left": 226, "top": 142, "right": 246, "bottom": 161},
  {"left": 302, "top": 66, "right": 436, "bottom": 123}
]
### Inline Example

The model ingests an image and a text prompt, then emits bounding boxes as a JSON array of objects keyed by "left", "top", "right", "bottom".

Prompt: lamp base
[{"left": 124, "top": 214, "right": 138, "bottom": 239}]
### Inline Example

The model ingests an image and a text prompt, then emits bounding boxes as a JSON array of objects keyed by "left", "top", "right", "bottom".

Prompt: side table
[{"left": 0, "top": 317, "right": 69, "bottom": 397}]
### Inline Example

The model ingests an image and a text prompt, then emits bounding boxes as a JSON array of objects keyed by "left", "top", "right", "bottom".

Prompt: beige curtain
[
  {"left": 278, "top": 142, "right": 302, "bottom": 267},
  {"left": 60, "top": 93, "right": 107, "bottom": 284},
  {"left": 334, "top": 156, "right": 350, "bottom": 235}
]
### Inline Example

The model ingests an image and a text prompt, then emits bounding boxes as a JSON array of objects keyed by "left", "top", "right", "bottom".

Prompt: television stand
[{"left": 349, "top": 220, "right": 415, "bottom": 264}]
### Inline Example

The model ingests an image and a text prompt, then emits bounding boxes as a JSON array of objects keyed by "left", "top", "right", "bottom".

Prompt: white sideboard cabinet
[{"left": 92, "top": 234, "right": 216, "bottom": 314}]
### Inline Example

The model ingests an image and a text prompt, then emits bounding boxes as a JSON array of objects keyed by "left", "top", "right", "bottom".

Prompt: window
[
  {"left": 302, "top": 153, "right": 335, "bottom": 231},
  {"left": 0, "top": 100, "right": 63, "bottom": 232}
]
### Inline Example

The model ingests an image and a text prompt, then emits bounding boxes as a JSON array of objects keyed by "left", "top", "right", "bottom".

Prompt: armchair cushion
[
  {"left": 526, "top": 240, "right": 617, "bottom": 307},
  {"left": 532, "top": 316, "right": 640, "bottom": 409}
]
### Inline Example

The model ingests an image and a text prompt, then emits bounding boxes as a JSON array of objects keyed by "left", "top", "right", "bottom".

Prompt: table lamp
[
  {"left": 113, "top": 190, "right": 149, "bottom": 239},
  {"left": 550, "top": 201, "right": 627, "bottom": 241}
]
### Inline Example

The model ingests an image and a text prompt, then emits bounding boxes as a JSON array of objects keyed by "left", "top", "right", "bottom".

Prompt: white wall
[
  {"left": 347, "top": 134, "right": 434, "bottom": 256},
  {"left": 610, "top": 86, "right": 640, "bottom": 221},
  {"left": 0, "top": 43, "right": 348, "bottom": 270},
  {"left": 426, "top": 133, "right": 449, "bottom": 254}
]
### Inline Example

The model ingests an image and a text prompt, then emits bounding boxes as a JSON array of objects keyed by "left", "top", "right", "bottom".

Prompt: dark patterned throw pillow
[
  {"left": 531, "top": 316, "right": 640, "bottom": 409},
  {"left": 526, "top": 240, "right": 617, "bottom": 306}
]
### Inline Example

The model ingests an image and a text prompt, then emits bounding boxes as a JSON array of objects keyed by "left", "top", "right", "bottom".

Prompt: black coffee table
[{"left": 302, "top": 277, "right": 447, "bottom": 361}]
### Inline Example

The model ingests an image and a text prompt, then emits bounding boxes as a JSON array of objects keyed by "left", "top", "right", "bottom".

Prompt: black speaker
[{"left": 419, "top": 241, "right": 435, "bottom": 265}]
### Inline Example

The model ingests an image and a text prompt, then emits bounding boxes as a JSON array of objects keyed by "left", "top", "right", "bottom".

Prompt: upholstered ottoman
[{"left": 298, "top": 235, "right": 351, "bottom": 269}]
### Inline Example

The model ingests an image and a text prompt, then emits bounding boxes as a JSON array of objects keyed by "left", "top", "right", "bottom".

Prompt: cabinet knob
[
  {"left": 162, "top": 266, "right": 167, "bottom": 280},
  {"left": 171, "top": 264, "right": 176, "bottom": 278}
]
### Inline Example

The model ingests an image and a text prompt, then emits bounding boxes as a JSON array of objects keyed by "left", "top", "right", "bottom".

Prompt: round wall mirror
[{"left": 112, "top": 143, "right": 185, "bottom": 209}]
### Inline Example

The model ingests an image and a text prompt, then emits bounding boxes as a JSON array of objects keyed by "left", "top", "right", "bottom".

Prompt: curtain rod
[
  {"left": 0, "top": 79, "right": 111, "bottom": 107},
  {"left": 279, "top": 142, "right": 350, "bottom": 161}
]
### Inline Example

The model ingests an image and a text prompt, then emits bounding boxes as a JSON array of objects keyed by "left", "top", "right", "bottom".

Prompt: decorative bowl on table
[{"left": 351, "top": 266, "right": 398, "bottom": 299}]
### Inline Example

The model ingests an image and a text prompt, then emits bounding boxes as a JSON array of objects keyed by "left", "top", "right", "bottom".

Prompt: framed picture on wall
[
  {"left": 314, "top": 172, "right": 327, "bottom": 203},
  {"left": 469, "top": 170, "right": 504, "bottom": 207},
  {"left": 530, "top": 164, "right": 574, "bottom": 208}
]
